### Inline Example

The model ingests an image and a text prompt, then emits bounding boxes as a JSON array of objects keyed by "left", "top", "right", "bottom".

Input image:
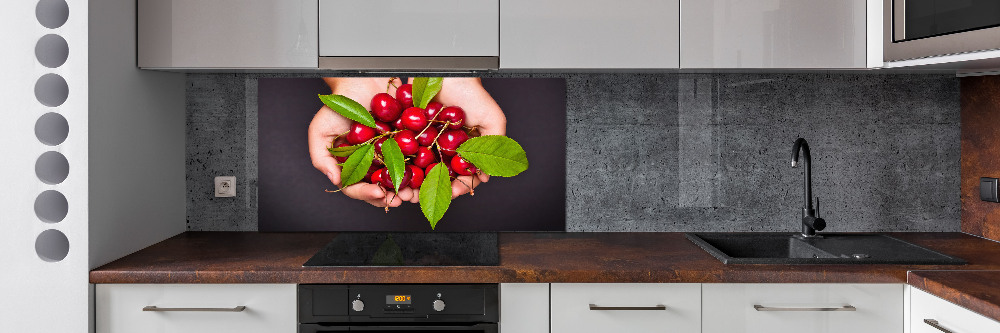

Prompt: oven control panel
[{"left": 299, "top": 284, "right": 498, "bottom": 323}]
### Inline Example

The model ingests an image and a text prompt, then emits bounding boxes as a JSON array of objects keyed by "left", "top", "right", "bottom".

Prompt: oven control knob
[
  {"left": 352, "top": 299, "right": 365, "bottom": 312},
  {"left": 432, "top": 299, "right": 446, "bottom": 312}
]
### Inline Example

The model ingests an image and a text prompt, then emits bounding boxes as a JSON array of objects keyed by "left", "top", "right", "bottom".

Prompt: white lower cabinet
[
  {"left": 500, "top": 283, "right": 549, "bottom": 333},
  {"left": 96, "top": 284, "right": 297, "bottom": 333},
  {"left": 550, "top": 283, "right": 701, "bottom": 333},
  {"left": 910, "top": 287, "right": 1000, "bottom": 333},
  {"left": 702, "top": 283, "right": 903, "bottom": 333}
]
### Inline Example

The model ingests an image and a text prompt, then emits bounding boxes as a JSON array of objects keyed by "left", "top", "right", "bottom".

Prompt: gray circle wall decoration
[
  {"left": 35, "top": 112, "right": 69, "bottom": 146},
  {"left": 34, "top": 190, "right": 68, "bottom": 223},
  {"left": 35, "top": 229, "right": 69, "bottom": 262},
  {"left": 34, "top": 73, "right": 69, "bottom": 107},
  {"left": 35, "top": 151, "right": 69, "bottom": 185},
  {"left": 36, "top": 0, "right": 69, "bottom": 29},
  {"left": 35, "top": 34, "right": 69, "bottom": 68}
]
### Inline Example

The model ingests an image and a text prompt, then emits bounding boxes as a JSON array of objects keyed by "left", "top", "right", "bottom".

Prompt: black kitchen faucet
[{"left": 791, "top": 138, "right": 826, "bottom": 238}]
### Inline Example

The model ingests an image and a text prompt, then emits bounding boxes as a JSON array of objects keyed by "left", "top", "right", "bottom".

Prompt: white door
[
  {"left": 96, "top": 284, "right": 297, "bottom": 333},
  {"left": 550, "top": 283, "right": 701, "bottom": 333},
  {"left": 702, "top": 283, "right": 903, "bottom": 333},
  {"left": 911, "top": 287, "right": 1000, "bottom": 333}
]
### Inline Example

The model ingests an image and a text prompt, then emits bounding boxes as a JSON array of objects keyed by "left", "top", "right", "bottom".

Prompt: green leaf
[
  {"left": 411, "top": 77, "right": 443, "bottom": 109},
  {"left": 328, "top": 144, "right": 361, "bottom": 157},
  {"left": 339, "top": 144, "right": 375, "bottom": 187},
  {"left": 419, "top": 163, "right": 452, "bottom": 230},
  {"left": 318, "top": 94, "right": 376, "bottom": 128},
  {"left": 455, "top": 135, "right": 529, "bottom": 177},
  {"left": 381, "top": 139, "right": 405, "bottom": 192}
]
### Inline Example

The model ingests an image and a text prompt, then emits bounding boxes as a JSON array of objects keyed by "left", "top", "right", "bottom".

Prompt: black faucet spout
[{"left": 791, "top": 138, "right": 824, "bottom": 237}]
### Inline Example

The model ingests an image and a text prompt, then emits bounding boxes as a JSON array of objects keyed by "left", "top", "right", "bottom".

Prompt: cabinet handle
[
  {"left": 143, "top": 306, "right": 247, "bottom": 312},
  {"left": 924, "top": 319, "right": 955, "bottom": 333},
  {"left": 589, "top": 304, "right": 666, "bottom": 311},
  {"left": 753, "top": 305, "right": 856, "bottom": 312}
]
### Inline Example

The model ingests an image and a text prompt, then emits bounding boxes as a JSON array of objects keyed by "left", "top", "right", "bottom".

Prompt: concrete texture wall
[{"left": 186, "top": 73, "right": 960, "bottom": 232}]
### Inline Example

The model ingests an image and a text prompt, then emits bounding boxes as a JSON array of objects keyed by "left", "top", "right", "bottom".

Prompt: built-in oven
[
  {"left": 884, "top": 0, "right": 1000, "bottom": 61},
  {"left": 299, "top": 284, "right": 498, "bottom": 333}
]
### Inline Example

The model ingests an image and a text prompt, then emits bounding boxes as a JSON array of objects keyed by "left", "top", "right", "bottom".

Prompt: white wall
[
  {"left": 0, "top": 0, "right": 90, "bottom": 331},
  {"left": 88, "top": 0, "right": 186, "bottom": 270},
  {"left": 0, "top": 0, "right": 185, "bottom": 331}
]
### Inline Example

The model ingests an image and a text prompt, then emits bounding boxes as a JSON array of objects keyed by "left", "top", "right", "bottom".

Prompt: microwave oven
[{"left": 884, "top": 0, "right": 1000, "bottom": 62}]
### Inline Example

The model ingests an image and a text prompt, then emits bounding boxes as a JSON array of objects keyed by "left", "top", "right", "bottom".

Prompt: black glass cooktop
[{"left": 303, "top": 232, "right": 499, "bottom": 267}]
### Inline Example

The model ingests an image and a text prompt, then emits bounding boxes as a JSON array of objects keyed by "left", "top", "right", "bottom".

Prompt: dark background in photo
[{"left": 258, "top": 78, "right": 567, "bottom": 231}]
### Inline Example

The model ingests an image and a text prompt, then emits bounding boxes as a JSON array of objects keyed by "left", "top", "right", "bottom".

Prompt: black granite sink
[{"left": 686, "top": 233, "right": 966, "bottom": 265}]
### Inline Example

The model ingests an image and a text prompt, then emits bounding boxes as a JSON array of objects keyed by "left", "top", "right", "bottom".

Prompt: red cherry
[
  {"left": 393, "top": 130, "right": 419, "bottom": 155},
  {"left": 451, "top": 155, "right": 478, "bottom": 176},
  {"left": 426, "top": 162, "right": 457, "bottom": 178},
  {"left": 393, "top": 117, "right": 405, "bottom": 130},
  {"left": 374, "top": 137, "right": 388, "bottom": 155},
  {"left": 374, "top": 121, "right": 392, "bottom": 134},
  {"left": 439, "top": 106, "right": 466, "bottom": 130},
  {"left": 371, "top": 167, "right": 386, "bottom": 184},
  {"left": 416, "top": 127, "right": 438, "bottom": 147},
  {"left": 396, "top": 84, "right": 414, "bottom": 109},
  {"left": 333, "top": 143, "right": 351, "bottom": 163},
  {"left": 424, "top": 102, "right": 444, "bottom": 120},
  {"left": 346, "top": 122, "right": 376, "bottom": 145},
  {"left": 401, "top": 107, "right": 428, "bottom": 131},
  {"left": 413, "top": 146, "right": 437, "bottom": 168},
  {"left": 408, "top": 165, "right": 424, "bottom": 189},
  {"left": 370, "top": 93, "right": 402, "bottom": 122},
  {"left": 366, "top": 164, "right": 380, "bottom": 181},
  {"left": 437, "top": 129, "right": 468, "bottom": 156},
  {"left": 378, "top": 166, "right": 412, "bottom": 189}
]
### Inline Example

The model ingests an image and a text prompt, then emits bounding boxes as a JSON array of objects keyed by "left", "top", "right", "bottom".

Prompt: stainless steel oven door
[
  {"left": 300, "top": 323, "right": 498, "bottom": 333},
  {"left": 884, "top": 0, "right": 1000, "bottom": 61}
]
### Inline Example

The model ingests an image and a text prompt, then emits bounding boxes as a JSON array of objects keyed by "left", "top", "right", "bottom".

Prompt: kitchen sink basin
[{"left": 686, "top": 233, "right": 966, "bottom": 265}]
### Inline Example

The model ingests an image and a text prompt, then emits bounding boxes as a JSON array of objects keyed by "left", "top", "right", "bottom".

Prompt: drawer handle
[
  {"left": 143, "top": 306, "right": 247, "bottom": 312},
  {"left": 753, "top": 305, "right": 856, "bottom": 312},
  {"left": 924, "top": 319, "right": 955, "bottom": 333},
  {"left": 589, "top": 304, "right": 667, "bottom": 311}
]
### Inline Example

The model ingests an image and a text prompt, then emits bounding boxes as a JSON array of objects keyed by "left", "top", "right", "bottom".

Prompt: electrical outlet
[{"left": 215, "top": 176, "right": 236, "bottom": 198}]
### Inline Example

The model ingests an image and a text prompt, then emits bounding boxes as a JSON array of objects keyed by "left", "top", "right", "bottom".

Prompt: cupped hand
[
  {"left": 308, "top": 77, "right": 415, "bottom": 207},
  {"left": 428, "top": 78, "right": 507, "bottom": 198}
]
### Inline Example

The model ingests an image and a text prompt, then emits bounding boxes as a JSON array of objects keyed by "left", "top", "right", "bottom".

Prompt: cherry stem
[
  {"left": 380, "top": 186, "right": 390, "bottom": 213},
  {"left": 329, "top": 130, "right": 351, "bottom": 147},
  {"left": 386, "top": 77, "right": 399, "bottom": 93},
  {"left": 324, "top": 188, "right": 344, "bottom": 193},
  {"left": 429, "top": 124, "right": 451, "bottom": 163},
  {"left": 455, "top": 177, "right": 475, "bottom": 196},
  {"left": 387, "top": 190, "right": 399, "bottom": 213}
]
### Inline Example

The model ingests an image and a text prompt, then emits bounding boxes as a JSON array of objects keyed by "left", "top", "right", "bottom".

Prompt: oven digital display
[{"left": 386, "top": 295, "right": 412, "bottom": 304}]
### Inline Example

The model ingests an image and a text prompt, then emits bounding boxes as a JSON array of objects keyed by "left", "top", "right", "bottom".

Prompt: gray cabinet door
[
  {"left": 501, "top": 0, "right": 680, "bottom": 69},
  {"left": 319, "top": 0, "right": 500, "bottom": 57},
  {"left": 681, "top": 0, "right": 869, "bottom": 68},
  {"left": 138, "top": 0, "right": 318, "bottom": 69}
]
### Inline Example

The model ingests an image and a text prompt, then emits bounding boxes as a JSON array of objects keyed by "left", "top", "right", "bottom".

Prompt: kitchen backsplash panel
[
  {"left": 186, "top": 73, "right": 960, "bottom": 232},
  {"left": 960, "top": 75, "right": 1000, "bottom": 241}
]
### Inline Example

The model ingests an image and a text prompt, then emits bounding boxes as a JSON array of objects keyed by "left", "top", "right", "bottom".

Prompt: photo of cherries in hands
[{"left": 319, "top": 77, "right": 529, "bottom": 229}]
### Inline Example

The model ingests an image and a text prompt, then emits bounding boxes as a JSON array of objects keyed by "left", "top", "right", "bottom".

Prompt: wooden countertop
[
  {"left": 90, "top": 232, "right": 1000, "bottom": 322},
  {"left": 908, "top": 270, "right": 1000, "bottom": 323},
  {"left": 91, "top": 231, "right": 1000, "bottom": 284}
]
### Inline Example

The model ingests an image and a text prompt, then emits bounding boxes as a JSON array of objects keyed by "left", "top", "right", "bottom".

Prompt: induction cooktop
[{"left": 303, "top": 232, "right": 499, "bottom": 267}]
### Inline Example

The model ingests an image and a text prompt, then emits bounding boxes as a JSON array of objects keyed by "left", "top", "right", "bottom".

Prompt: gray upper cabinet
[
  {"left": 500, "top": 0, "right": 680, "bottom": 69},
  {"left": 319, "top": 0, "right": 499, "bottom": 57},
  {"left": 680, "top": 0, "right": 871, "bottom": 69},
  {"left": 138, "top": 0, "right": 318, "bottom": 69},
  {"left": 317, "top": 0, "right": 499, "bottom": 70}
]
